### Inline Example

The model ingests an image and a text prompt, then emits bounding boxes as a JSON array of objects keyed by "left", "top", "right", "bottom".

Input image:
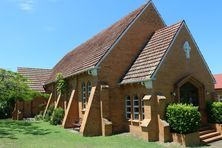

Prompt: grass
[{"left": 0, "top": 119, "right": 167, "bottom": 148}]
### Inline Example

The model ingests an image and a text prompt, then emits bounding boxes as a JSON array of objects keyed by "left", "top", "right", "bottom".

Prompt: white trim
[
  {"left": 44, "top": 66, "right": 95, "bottom": 85},
  {"left": 88, "top": 68, "right": 97, "bottom": 76},
  {"left": 141, "top": 80, "right": 153, "bottom": 89},
  {"left": 151, "top": 22, "right": 184, "bottom": 80},
  {"left": 95, "top": 1, "right": 154, "bottom": 68}
]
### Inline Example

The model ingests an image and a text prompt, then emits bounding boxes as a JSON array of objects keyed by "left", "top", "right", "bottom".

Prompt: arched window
[
  {"left": 87, "top": 81, "right": 92, "bottom": 99},
  {"left": 125, "top": 96, "right": 131, "bottom": 119},
  {"left": 141, "top": 99, "right": 144, "bottom": 120},
  {"left": 133, "top": 95, "right": 139, "bottom": 120},
  {"left": 82, "top": 82, "right": 86, "bottom": 109}
]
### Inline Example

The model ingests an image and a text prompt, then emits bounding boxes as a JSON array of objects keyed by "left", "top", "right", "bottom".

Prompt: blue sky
[{"left": 0, "top": 0, "right": 221, "bottom": 74}]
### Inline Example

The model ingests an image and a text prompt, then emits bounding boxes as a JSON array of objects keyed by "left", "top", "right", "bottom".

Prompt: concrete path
[{"left": 209, "top": 140, "right": 222, "bottom": 148}]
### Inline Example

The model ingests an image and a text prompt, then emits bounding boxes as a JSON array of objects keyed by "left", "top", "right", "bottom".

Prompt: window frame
[
  {"left": 82, "top": 82, "right": 87, "bottom": 109},
  {"left": 141, "top": 98, "right": 145, "bottom": 120},
  {"left": 125, "top": 96, "right": 131, "bottom": 120},
  {"left": 87, "top": 81, "right": 92, "bottom": 99},
  {"left": 133, "top": 95, "right": 139, "bottom": 120}
]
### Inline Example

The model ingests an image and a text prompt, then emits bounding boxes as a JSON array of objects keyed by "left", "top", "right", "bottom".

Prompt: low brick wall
[{"left": 172, "top": 132, "right": 200, "bottom": 146}]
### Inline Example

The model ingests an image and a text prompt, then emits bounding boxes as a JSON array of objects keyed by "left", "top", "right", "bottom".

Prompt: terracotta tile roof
[
  {"left": 17, "top": 67, "right": 52, "bottom": 92},
  {"left": 214, "top": 74, "right": 222, "bottom": 89},
  {"left": 46, "top": 4, "right": 146, "bottom": 84},
  {"left": 121, "top": 21, "right": 183, "bottom": 84}
]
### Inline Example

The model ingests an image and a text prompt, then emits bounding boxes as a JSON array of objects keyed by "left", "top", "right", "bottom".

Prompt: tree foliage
[
  {"left": 0, "top": 68, "right": 37, "bottom": 101},
  {"left": 56, "top": 73, "right": 67, "bottom": 94}
]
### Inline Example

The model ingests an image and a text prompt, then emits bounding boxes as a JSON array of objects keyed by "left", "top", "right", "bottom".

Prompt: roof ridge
[
  {"left": 53, "top": 4, "right": 148, "bottom": 69},
  {"left": 155, "top": 20, "right": 184, "bottom": 33},
  {"left": 46, "top": 2, "right": 150, "bottom": 84},
  {"left": 17, "top": 67, "right": 51, "bottom": 71},
  {"left": 95, "top": 3, "right": 150, "bottom": 67},
  {"left": 121, "top": 20, "right": 184, "bottom": 84}
]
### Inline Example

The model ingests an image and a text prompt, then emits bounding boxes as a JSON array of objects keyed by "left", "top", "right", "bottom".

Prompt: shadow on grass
[{"left": 0, "top": 120, "right": 51, "bottom": 139}]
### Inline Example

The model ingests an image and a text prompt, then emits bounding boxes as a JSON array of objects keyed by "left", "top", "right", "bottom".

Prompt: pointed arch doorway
[
  {"left": 180, "top": 82, "right": 199, "bottom": 106},
  {"left": 176, "top": 76, "right": 207, "bottom": 124}
]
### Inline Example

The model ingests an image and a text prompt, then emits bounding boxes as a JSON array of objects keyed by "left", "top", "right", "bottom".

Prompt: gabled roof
[
  {"left": 17, "top": 67, "right": 52, "bottom": 92},
  {"left": 121, "top": 21, "right": 183, "bottom": 84},
  {"left": 46, "top": 3, "right": 148, "bottom": 84},
  {"left": 214, "top": 74, "right": 222, "bottom": 89}
]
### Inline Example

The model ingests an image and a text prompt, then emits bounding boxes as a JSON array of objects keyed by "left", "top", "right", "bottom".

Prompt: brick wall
[{"left": 98, "top": 3, "right": 164, "bottom": 134}]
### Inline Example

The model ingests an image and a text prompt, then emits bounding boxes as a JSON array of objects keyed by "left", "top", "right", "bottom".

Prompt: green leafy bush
[
  {"left": 56, "top": 73, "right": 67, "bottom": 94},
  {"left": 44, "top": 104, "right": 54, "bottom": 122},
  {"left": 50, "top": 108, "right": 64, "bottom": 125},
  {"left": 166, "top": 103, "right": 200, "bottom": 134},
  {"left": 206, "top": 101, "right": 222, "bottom": 123},
  {"left": 0, "top": 100, "right": 13, "bottom": 119},
  {"left": 35, "top": 111, "right": 43, "bottom": 121}
]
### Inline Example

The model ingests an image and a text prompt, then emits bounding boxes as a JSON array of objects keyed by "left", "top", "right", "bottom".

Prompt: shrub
[
  {"left": 50, "top": 108, "right": 64, "bottom": 125},
  {"left": 44, "top": 104, "right": 54, "bottom": 122},
  {"left": 206, "top": 101, "right": 222, "bottom": 123},
  {"left": 166, "top": 103, "right": 200, "bottom": 134},
  {"left": 0, "top": 101, "right": 11, "bottom": 119},
  {"left": 35, "top": 111, "right": 43, "bottom": 121}
]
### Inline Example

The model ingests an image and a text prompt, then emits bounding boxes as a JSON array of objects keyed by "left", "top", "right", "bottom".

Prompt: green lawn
[{"left": 0, "top": 120, "right": 167, "bottom": 148}]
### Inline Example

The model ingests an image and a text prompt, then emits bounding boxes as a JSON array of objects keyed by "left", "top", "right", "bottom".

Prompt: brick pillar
[
  {"left": 43, "top": 93, "right": 53, "bottom": 118},
  {"left": 157, "top": 95, "right": 172, "bottom": 142},
  {"left": 142, "top": 95, "right": 159, "bottom": 141},
  {"left": 80, "top": 86, "right": 102, "bottom": 136},
  {"left": 62, "top": 90, "right": 79, "bottom": 128},
  {"left": 100, "top": 85, "right": 112, "bottom": 136}
]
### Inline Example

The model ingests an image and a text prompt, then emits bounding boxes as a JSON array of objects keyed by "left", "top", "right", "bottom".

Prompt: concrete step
[
  {"left": 199, "top": 129, "right": 216, "bottom": 136},
  {"left": 202, "top": 135, "right": 222, "bottom": 143},
  {"left": 200, "top": 131, "right": 220, "bottom": 140}
]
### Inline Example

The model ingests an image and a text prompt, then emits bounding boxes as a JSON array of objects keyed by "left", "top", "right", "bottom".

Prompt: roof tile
[
  {"left": 121, "top": 21, "right": 183, "bottom": 84},
  {"left": 17, "top": 67, "right": 52, "bottom": 92},
  {"left": 214, "top": 74, "right": 222, "bottom": 89},
  {"left": 46, "top": 4, "right": 146, "bottom": 84}
]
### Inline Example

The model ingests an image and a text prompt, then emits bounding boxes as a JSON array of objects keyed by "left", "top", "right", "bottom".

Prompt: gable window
[
  {"left": 87, "top": 81, "right": 92, "bottom": 99},
  {"left": 133, "top": 95, "right": 139, "bottom": 120},
  {"left": 125, "top": 96, "right": 131, "bottom": 120},
  {"left": 82, "top": 82, "right": 87, "bottom": 109},
  {"left": 141, "top": 99, "right": 145, "bottom": 120}
]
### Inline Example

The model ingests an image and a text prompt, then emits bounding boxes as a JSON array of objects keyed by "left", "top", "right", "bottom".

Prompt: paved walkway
[{"left": 209, "top": 140, "right": 222, "bottom": 148}]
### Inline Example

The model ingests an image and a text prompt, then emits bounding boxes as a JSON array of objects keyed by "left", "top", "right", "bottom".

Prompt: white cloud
[{"left": 19, "top": 0, "right": 34, "bottom": 11}]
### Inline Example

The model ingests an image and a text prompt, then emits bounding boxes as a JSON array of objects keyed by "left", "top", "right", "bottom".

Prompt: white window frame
[
  {"left": 141, "top": 99, "right": 145, "bottom": 120},
  {"left": 82, "top": 82, "right": 86, "bottom": 109},
  {"left": 133, "top": 96, "right": 139, "bottom": 120},
  {"left": 87, "top": 81, "right": 92, "bottom": 99},
  {"left": 125, "top": 96, "right": 131, "bottom": 120}
]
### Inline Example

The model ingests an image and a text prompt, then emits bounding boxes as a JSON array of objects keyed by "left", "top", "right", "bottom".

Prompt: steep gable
[
  {"left": 46, "top": 4, "right": 147, "bottom": 84},
  {"left": 121, "top": 22, "right": 183, "bottom": 84}
]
